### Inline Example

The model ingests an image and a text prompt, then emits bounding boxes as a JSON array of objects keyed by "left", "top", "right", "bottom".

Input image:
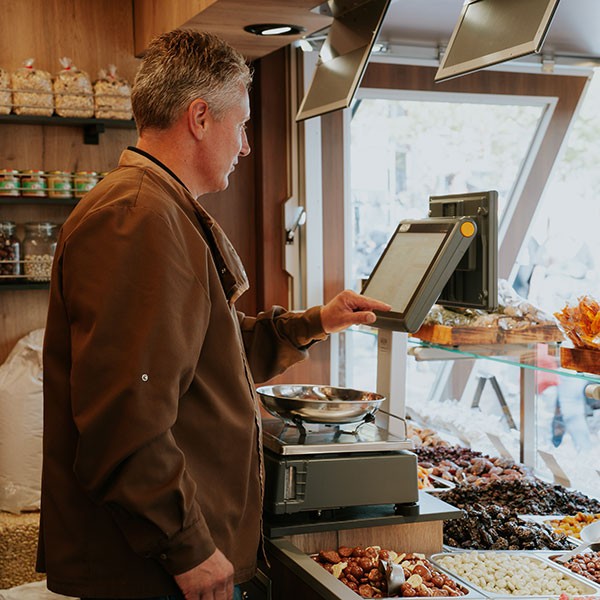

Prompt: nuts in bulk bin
[
  {"left": 0, "top": 67, "right": 10, "bottom": 114},
  {"left": 11, "top": 58, "right": 53, "bottom": 116},
  {"left": 53, "top": 57, "right": 93, "bottom": 118},
  {"left": 94, "top": 64, "right": 132, "bottom": 120},
  {"left": 0, "top": 221, "right": 21, "bottom": 282},
  {"left": 23, "top": 222, "right": 58, "bottom": 282}
]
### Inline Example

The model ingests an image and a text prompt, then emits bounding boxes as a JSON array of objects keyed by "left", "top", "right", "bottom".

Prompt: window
[{"left": 347, "top": 91, "right": 548, "bottom": 403}]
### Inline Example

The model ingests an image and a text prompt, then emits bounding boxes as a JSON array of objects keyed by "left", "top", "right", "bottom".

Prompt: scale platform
[{"left": 262, "top": 418, "right": 414, "bottom": 456}]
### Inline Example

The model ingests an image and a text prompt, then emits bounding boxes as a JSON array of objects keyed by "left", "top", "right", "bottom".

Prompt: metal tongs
[{"left": 379, "top": 559, "right": 406, "bottom": 596}]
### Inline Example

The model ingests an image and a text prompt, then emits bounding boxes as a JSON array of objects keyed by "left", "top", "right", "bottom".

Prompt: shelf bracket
[{"left": 83, "top": 122, "right": 105, "bottom": 145}]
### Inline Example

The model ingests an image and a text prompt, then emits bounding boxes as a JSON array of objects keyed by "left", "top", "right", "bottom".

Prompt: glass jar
[
  {"left": 0, "top": 169, "right": 20, "bottom": 197},
  {"left": 73, "top": 171, "right": 98, "bottom": 198},
  {"left": 20, "top": 169, "right": 47, "bottom": 197},
  {"left": 0, "top": 221, "right": 21, "bottom": 282},
  {"left": 23, "top": 222, "right": 58, "bottom": 282},
  {"left": 47, "top": 170, "right": 73, "bottom": 199}
]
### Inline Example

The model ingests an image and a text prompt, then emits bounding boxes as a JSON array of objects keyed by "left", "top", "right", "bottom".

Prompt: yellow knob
[{"left": 460, "top": 221, "right": 476, "bottom": 237}]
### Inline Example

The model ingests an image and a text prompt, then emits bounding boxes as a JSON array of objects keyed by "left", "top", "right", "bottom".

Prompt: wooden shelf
[
  {"left": 0, "top": 196, "right": 78, "bottom": 206},
  {"left": 0, "top": 282, "right": 50, "bottom": 291},
  {"left": 0, "top": 113, "right": 136, "bottom": 144}
]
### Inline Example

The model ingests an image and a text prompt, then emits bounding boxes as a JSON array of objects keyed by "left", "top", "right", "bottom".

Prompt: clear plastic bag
[
  {"left": 0, "top": 329, "right": 44, "bottom": 513},
  {"left": 93, "top": 64, "right": 132, "bottom": 120},
  {"left": 53, "top": 57, "right": 93, "bottom": 118},
  {"left": 0, "top": 68, "right": 10, "bottom": 115},
  {"left": 11, "top": 59, "right": 53, "bottom": 116}
]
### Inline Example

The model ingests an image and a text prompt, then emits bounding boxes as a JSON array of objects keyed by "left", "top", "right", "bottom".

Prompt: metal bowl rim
[{"left": 256, "top": 383, "right": 385, "bottom": 404}]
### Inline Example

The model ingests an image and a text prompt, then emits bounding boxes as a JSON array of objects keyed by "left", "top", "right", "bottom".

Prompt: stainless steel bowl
[{"left": 256, "top": 384, "right": 385, "bottom": 425}]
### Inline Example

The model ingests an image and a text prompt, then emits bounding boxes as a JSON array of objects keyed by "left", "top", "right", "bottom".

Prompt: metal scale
[{"left": 258, "top": 385, "right": 419, "bottom": 516}]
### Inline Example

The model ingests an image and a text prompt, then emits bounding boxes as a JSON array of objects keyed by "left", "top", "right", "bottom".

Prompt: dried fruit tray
[
  {"left": 429, "top": 551, "right": 600, "bottom": 599},
  {"left": 310, "top": 549, "right": 484, "bottom": 599}
]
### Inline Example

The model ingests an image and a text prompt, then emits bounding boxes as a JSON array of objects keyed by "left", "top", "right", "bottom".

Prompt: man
[{"left": 37, "top": 30, "right": 390, "bottom": 600}]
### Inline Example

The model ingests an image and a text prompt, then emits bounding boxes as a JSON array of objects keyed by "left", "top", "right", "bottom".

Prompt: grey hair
[{"left": 131, "top": 29, "right": 252, "bottom": 133}]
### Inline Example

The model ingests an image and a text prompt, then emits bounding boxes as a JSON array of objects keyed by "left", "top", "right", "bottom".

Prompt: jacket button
[{"left": 159, "top": 553, "right": 167, "bottom": 560}]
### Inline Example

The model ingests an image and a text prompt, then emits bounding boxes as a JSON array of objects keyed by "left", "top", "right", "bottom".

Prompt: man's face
[{"left": 202, "top": 86, "right": 251, "bottom": 193}]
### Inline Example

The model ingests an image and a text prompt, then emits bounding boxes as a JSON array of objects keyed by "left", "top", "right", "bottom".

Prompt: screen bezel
[
  {"left": 362, "top": 221, "right": 454, "bottom": 320},
  {"left": 434, "top": 0, "right": 561, "bottom": 83}
]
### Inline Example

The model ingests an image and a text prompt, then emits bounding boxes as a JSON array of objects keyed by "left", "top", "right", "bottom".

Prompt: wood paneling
[
  {"left": 134, "top": 0, "right": 332, "bottom": 60},
  {"left": 285, "top": 520, "right": 443, "bottom": 556},
  {"left": 133, "top": 0, "right": 218, "bottom": 56},
  {"left": 321, "top": 109, "right": 346, "bottom": 304},
  {"left": 0, "top": 0, "right": 140, "bottom": 364},
  {"left": 0, "top": 0, "right": 139, "bottom": 81},
  {"left": 253, "top": 48, "right": 292, "bottom": 311}
]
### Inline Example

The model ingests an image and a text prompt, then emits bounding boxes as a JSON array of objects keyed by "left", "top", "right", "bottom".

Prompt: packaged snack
[
  {"left": 11, "top": 59, "right": 53, "bottom": 116},
  {"left": 54, "top": 57, "right": 93, "bottom": 118},
  {"left": 0, "top": 68, "right": 10, "bottom": 115},
  {"left": 93, "top": 65, "right": 132, "bottom": 120}
]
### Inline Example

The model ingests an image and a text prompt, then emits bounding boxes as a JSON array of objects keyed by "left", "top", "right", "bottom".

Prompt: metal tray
[
  {"left": 257, "top": 384, "right": 385, "bottom": 428},
  {"left": 309, "top": 552, "right": 484, "bottom": 599},
  {"left": 430, "top": 550, "right": 600, "bottom": 598}
]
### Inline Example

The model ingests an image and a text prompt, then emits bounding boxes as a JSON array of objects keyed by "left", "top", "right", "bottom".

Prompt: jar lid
[
  {"left": 48, "top": 170, "right": 71, "bottom": 175},
  {"left": 74, "top": 171, "right": 97, "bottom": 176},
  {"left": 0, "top": 169, "right": 19, "bottom": 175},
  {"left": 21, "top": 169, "right": 45, "bottom": 175}
]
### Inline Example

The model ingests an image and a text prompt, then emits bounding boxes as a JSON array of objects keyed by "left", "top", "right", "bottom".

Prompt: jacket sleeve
[
  {"left": 236, "top": 305, "right": 328, "bottom": 383},
  {"left": 62, "top": 204, "right": 216, "bottom": 575}
]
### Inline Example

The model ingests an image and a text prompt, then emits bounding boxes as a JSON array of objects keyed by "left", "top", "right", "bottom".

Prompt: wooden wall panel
[
  {"left": 133, "top": 0, "right": 218, "bottom": 56},
  {"left": 0, "top": 0, "right": 139, "bottom": 81},
  {"left": 0, "top": 0, "right": 140, "bottom": 363},
  {"left": 253, "top": 48, "right": 291, "bottom": 311}
]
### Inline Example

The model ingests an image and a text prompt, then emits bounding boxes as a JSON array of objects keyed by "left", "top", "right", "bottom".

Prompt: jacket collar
[{"left": 118, "top": 148, "right": 250, "bottom": 306}]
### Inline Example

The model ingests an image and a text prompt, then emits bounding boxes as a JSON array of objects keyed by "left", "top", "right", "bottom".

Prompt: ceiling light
[{"left": 244, "top": 24, "right": 306, "bottom": 36}]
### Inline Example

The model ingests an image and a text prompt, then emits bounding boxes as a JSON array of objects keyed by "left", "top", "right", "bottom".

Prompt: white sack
[{"left": 0, "top": 329, "right": 44, "bottom": 513}]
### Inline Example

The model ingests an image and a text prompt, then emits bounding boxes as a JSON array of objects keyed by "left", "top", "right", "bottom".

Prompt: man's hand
[
  {"left": 320, "top": 290, "right": 391, "bottom": 334},
  {"left": 174, "top": 548, "right": 234, "bottom": 600}
]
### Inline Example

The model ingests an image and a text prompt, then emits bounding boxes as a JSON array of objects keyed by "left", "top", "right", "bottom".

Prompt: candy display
[
  {"left": 552, "top": 552, "right": 600, "bottom": 586},
  {"left": 550, "top": 514, "right": 600, "bottom": 539},
  {"left": 414, "top": 445, "right": 531, "bottom": 485},
  {"left": 434, "top": 551, "right": 593, "bottom": 596},
  {"left": 312, "top": 547, "right": 469, "bottom": 598},
  {"left": 442, "top": 501, "right": 572, "bottom": 550},
  {"left": 439, "top": 480, "right": 600, "bottom": 516},
  {"left": 555, "top": 296, "right": 600, "bottom": 350}
]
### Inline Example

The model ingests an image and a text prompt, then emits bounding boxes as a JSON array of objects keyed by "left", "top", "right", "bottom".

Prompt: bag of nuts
[
  {"left": 54, "top": 57, "right": 93, "bottom": 118},
  {"left": 0, "top": 68, "right": 10, "bottom": 115},
  {"left": 94, "top": 64, "right": 132, "bottom": 120},
  {"left": 11, "top": 58, "right": 53, "bottom": 116}
]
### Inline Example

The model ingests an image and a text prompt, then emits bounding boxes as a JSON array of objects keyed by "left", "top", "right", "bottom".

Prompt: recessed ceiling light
[{"left": 244, "top": 23, "right": 306, "bottom": 36}]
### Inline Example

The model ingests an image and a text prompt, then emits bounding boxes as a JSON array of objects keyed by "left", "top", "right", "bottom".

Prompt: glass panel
[
  {"left": 512, "top": 69, "right": 600, "bottom": 498},
  {"left": 346, "top": 95, "right": 546, "bottom": 398}
]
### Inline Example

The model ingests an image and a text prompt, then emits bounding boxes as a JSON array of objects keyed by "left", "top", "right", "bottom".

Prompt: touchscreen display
[{"left": 364, "top": 231, "right": 447, "bottom": 313}]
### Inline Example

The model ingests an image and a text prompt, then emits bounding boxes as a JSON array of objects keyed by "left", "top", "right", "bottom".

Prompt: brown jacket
[{"left": 37, "top": 149, "right": 326, "bottom": 597}]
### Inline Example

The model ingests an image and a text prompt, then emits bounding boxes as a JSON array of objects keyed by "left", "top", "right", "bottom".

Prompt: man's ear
[{"left": 188, "top": 98, "right": 210, "bottom": 141}]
